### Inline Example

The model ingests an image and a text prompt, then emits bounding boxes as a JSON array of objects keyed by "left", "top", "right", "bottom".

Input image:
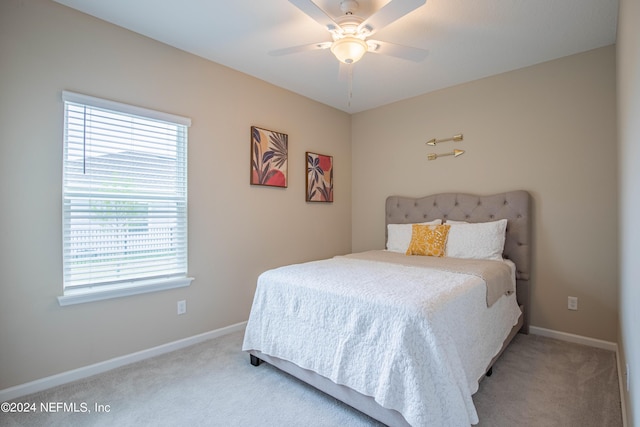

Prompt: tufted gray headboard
[{"left": 385, "top": 190, "right": 532, "bottom": 333}]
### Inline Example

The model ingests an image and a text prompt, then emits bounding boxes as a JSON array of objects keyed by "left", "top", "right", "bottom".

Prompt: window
[{"left": 58, "top": 91, "right": 193, "bottom": 306}]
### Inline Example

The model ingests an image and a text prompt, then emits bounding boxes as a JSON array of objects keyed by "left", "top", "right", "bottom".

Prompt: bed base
[
  {"left": 484, "top": 304, "right": 524, "bottom": 376},
  {"left": 248, "top": 306, "right": 524, "bottom": 427},
  {"left": 248, "top": 350, "right": 410, "bottom": 426}
]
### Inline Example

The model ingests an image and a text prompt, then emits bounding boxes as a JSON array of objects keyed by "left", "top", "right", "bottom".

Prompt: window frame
[{"left": 58, "top": 91, "right": 193, "bottom": 306}]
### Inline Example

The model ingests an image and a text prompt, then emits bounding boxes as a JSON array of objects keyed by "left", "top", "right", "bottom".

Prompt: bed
[{"left": 242, "top": 190, "right": 531, "bottom": 426}]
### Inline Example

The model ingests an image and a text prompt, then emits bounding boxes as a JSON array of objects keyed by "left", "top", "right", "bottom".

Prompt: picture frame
[
  {"left": 250, "top": 126, "right": 288, "bottom": 188},
  {"left": 306, "top": 152, "right": 333, "bottom": 202}
]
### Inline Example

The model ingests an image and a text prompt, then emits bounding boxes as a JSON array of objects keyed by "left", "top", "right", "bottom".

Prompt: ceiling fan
[{"left": 271, "top": 0, "right": 428, "bottom": 65}]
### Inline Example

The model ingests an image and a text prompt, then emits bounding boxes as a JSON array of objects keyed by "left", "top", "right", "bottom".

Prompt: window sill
[{"left": 57, "top": 277, "right": 194, "bottom": 306}]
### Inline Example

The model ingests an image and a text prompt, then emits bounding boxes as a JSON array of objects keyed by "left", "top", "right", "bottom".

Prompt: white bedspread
[{"left": 242, "top": 250, "right": 521, "bottom": 426}]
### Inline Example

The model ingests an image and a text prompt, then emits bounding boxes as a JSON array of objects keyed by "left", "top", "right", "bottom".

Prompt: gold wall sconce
[
  {"left": 428, "top": 149, "right": 465, "bottom": 161},
  {"left": 426, "top": 133, "right": 463, "bottom": 146}
]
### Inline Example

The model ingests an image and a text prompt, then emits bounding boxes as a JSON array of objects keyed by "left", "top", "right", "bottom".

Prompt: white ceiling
[{"left": 53, "top": 0, "right": 619, "bottom": 113}]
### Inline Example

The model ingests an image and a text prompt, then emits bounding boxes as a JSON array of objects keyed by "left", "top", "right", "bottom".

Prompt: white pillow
[
  {"left": 386, "top": 219, "right": 442, "bottom": 253},
  {"left": 445, "top": 219, "right": 507, "bottom": 260}
]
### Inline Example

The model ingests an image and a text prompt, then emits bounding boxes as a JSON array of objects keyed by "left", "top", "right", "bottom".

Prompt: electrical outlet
[
  {"left": 568, "top": 296, "right": 578, "bottom": 311},
  {"left": 177, "top": 300, "right": 187, "bottom": 315}
]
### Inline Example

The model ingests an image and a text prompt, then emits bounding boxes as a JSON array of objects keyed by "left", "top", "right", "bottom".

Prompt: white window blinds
[{"left": 62, "top": 91, "right": 191, "bottom": 292}]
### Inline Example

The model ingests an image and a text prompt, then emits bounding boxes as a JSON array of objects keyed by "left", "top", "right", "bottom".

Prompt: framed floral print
[
  {"left": 250, "top": 126, "right": 288, "bottom": 188},
  {"left": 306, "top": 152, "right": 333, "bottom": 202}
]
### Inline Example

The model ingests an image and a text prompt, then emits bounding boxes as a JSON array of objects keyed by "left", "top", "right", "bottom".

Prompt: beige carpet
[
  {"left": 474, "top": 333, "right": 622, "bottom": 426},
  {"left": 4, "top": 331, "right": 622, "bottom": 426}
]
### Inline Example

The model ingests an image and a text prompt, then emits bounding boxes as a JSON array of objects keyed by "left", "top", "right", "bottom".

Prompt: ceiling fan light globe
[{"left": 330, "top": 37, "right": 368, "bottom": 64}]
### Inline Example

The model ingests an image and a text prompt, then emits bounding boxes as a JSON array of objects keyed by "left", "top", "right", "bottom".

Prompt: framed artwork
[
  {"left": 306, "top": 152, "right": 333, "bottom": 202},
  {"left": 250, "top": 126, "right": 288, "bottom": 188}
]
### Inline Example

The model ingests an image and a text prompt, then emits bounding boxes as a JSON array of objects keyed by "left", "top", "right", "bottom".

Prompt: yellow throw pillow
[{"left": 406, "top": 224, "right": 451, "bottom": 257}]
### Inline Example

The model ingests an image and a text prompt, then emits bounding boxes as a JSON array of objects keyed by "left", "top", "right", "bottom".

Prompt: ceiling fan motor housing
[{"left": 333, "top": 15, "right": 367, "bottom": 39}]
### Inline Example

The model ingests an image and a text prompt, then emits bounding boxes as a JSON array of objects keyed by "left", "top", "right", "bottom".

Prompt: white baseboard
[
  {"left": 616, "top": 349, "right": 629, "bottom": 427},
  {"left": 529, "top": 326, "right": 617, "bottom": 352},
  {"left": 0, "top": 321, "right": 247, "bottom": 403}
]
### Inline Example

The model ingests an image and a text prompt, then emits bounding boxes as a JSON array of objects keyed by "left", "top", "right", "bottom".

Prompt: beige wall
[
  {"left": 352, "top": 46, "right": 618, "bottom": 342},
  {"left": 617, "top": 0, "right": 640, "bottom": 423},
  {"left": 0, "top": 0, "right": 351, "bottom": 389}
]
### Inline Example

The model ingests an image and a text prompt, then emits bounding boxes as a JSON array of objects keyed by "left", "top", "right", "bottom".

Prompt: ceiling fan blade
[
  {"left": 269, "top": 42, "right": 331, "bottom": 56},
  {"left": 358, "top": 0, "right": 426, "bottom": 36},
  {"left": 289, "top": 0, "right": 342, "bottom": 32},
  {"left": 367, "top": 40, "right": 428, "bottom": 62}
]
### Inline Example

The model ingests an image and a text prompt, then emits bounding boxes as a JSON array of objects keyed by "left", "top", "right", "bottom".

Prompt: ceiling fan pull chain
[{"left": 348, "top": 65, "right": 353, "bottom": 107}]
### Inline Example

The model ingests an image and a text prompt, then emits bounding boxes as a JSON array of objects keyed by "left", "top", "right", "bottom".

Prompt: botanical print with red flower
[
  {"left": 251, "top": 126, "right": 288, "bottom": 187},
  {"left": 306, "top": 152, "right": 333, "bottom": 202}
]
